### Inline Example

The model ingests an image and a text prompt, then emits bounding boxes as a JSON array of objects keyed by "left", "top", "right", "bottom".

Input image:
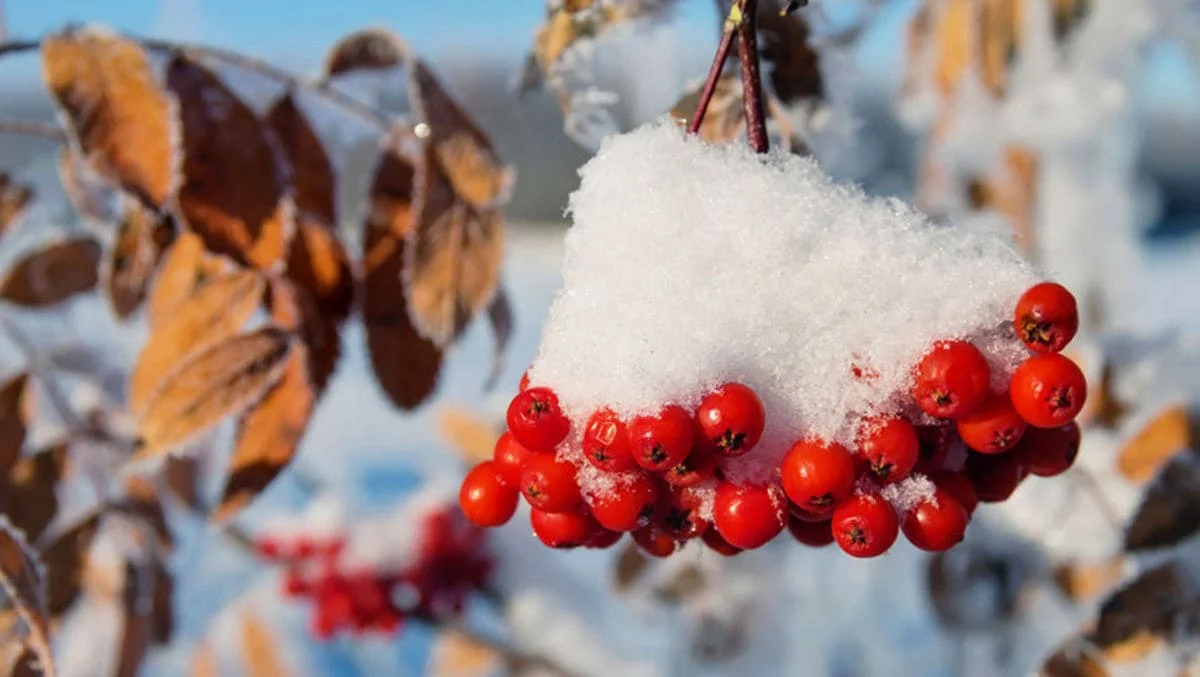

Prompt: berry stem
[
  {"left": 687, "top": 6, "right": 738, "bottom": 135},
  {"left": 737, "top": 0, "right": 769, "bottom": 154}
]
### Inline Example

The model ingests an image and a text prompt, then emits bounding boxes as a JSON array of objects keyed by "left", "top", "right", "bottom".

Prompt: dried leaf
[
  {"left": 265, "top": 94, "right": 335, "bottom": 224},
  {"left": 436, "top": 406, "right": 501, "bottom": 465},
  {"left": 134, "top": 327, "right": 293, "bottom": 460},
  {"left": 117, "top": 475, "right": 173, "bottom": 552},
  {"left": 404, "top": 146, "right": 504, "bottom": 346},
  {"left": 164, "top": 456, "right": 201, "bottom": 510},
  {"left": 114, "top": 558, "right": 169, "bottom": 677},
  {"left": 104, "top": 196, "right": 175, "bottom": 319},
  {"left": 1088, "top": 562, "right": 1199, "bottom": 657},
  {"left": 1053, "top": 557, "right": 1127, "bottom": 602},
  {"left": 1052, "top": 0, "right": 1092, "bottom": 42},
  {"left": 669, "top": 73, "right": 744, "bottom": 144},
  {"left": 285, "top": 216, "right": 352, "bottom": 390},
  {"left": 362, "top": 149, "right": 442, "bottom": 409},
  {"left": 1117, "top": 405, "right": 1193, "bottom": 485},
  {"left": 189, "top": 643, "right": 218, "bottom": 677},
  {"left": 0, "top": 174, "right": 32, "bottom": 236},
  {"left": 0, "top": 238, "right": 101, "bottom": 308},
  {"left": 240, "top": 611, "right": 289, "bottom": 677},
  {"left": 530, "top": 2, "right": 626, "bottom": 83},
  {"left": 0, "top": 374, "right": 31, "bottom": 481},
  {"left": 41, "top": 514, "right": 99, "bottom": 619},
  {"left": 613, "top": 541, "right": 650, "bottom": 592},
  {"left": 967, "top": 145, "right": 1038, "bottom": 254},
  {"left": 0, "top": 518, "right": 52, "bottom": 675},
  {"left": 214, "top": 281, "right": 316, "bottom": 522},
  {"left": 166, "top": 55, "right": 293, "bottom": 271},
  {"left": 757, "top": 8, "right": 824, "bottom": 105},
  {"left": 128, "top": 268, "right": 265, "bottom": 414},
  {"left": 144, "top": 231, "right": 235, "bottom": 329},
  {"left": 485, "top": 287, "right": 512, "bottom": 390},
  {"left": 41, "top": 26, "right": 177, "bottom": 207},
  {"left": 2, "top": 443, "right": 69, "bottom": 544},
  {"left": 56, "top": 148, "right": 116, "bottom": 225},
  {"left": 3, "top": 647, "right": 41, "bottom": 677},
  {"left": 1041, "top": 638, "right": 1110, "bottom": 677},
  {"left": 1123, "top": 454, "right": 1200, "bottom": 552},
  {"left": 320, "top": 28, "right": 409, "bottom": 80},
  {"left": 429, "top": 629, "right": 501, "bottom": 677}
]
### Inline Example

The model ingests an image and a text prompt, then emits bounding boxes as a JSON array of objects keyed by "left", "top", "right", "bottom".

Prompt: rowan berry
[
  {"left": 787, "top": 515, "right": 834, "bottom": 547},
  {"left": 1010, "top": 354, "right": 1087, "bottom": 428},
  {"left": 956, "top": 392, "right": 1027, "bottom": 454},
  {"left": 492, "top": 432, "right": 535, "bottom": 488},
  {"left": 701, "top": 526, "right": 742, "bottom": 556},
  {"left": 459, "top": 461, "right": 519, "bottom": 527},
  {"left": 964, "top": 450, "right": 1026, "bottom": 502},
  {"left": 629, "top": 405, "right": 694, "bottom": 472},
  {"left": 831, "top": 493, "right": 898, "bottom": 558},
  {"left": 507, "top": 387, "right": 570, "bottom": 452},
  {"left": 520, "top": 454, "right": 582, "bottom": 513},
  {"left": 712, "top": 481, "right": 786, "bottom": 550},
  {"left": 582, "top": 409, "right": 637, "bottom": 472},
  {"left": 780, "top": 439, "right": 857, "bottom": 513},
  {"left": 857, "top": 416, "right": 920, "bottom": 483},
  {"left": 695, "top": 383, "right": 766, "bottom": 457},
  {"left": 655, "top": 487, "right": 711, "bottom": 540},
  {"left": 586, "top": 472, "right": 659, "bottom": 532},
  {"left": 912, "top": 341, "right": 991, "bottom": 419},
  {"left": 530, "top": 508, "right": 599, "bottom": 549},
  {"left": 1016, "top": 421, "right": 1081, "bottom": 477},
  {"left": 1014, "top": 282, "right": 1079, "bottom": 353},
  {"left": 927, "top": 470, "right": 979, "bottom": 516},
  {"left": 664, "top": 449, "right": 720, "bottom": 488},
  {"left": 632, "top": 524, "right": 679, "bottom": 557},
  {"left": 901, "top": 487, "right": 969, "bottom": 552}
]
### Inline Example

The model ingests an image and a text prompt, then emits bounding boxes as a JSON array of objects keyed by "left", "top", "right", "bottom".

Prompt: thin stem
[
  {"left": 688, "top": 9, "right": 738, "bottom": 134},
  {"left": 0, "top": 119, "right": 65, "bottom": 142},
  {"left": 737, "top": 0, "right": 769, "bottom": 154},
  {"left": 0, "top": 314, "right": 89, "bottom": 435}
]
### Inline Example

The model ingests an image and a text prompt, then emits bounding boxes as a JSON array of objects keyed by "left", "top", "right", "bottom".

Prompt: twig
[
  {"left": 737, "top": 0, "right": 769, "bottom": 154},
  {"left": 422, "top": 616, "right": 585, "bottom": 677},
  {"left": 688, "top": 6, "right": 739, "bottom": 135},
  {"left": 0, "top": 119, "right": 66, "bottom": 141},
  {"left": 0, "top": 313, "right": 90, "bottom": 435}
]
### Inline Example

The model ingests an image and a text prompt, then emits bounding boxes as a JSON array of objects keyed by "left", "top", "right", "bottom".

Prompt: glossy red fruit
[
  {"left": 492, "top": 432, "right": 535, "bottom": 488},
  {"left": 459, "top": 461, "right": 520, "bottom": 527},
  {"left": 1010, "top": 355, "right": 1088, "bottom": 428},
  {"left": 530, "top": 508, "right": 599, "bottom": 548},
  {"left": 507, "top": 387, "right": 570, "bottom": 452},
  {"left": 857, "top": 416, "right": 921, "bottom": 483},
  {"left": 586, "top": 472, "right": 659, "bottom": 532},
  {"left": 632, "top": 524, "right": 679, "bottom": 557},
  {"left": 695, "top": 383, "right": 766, "bottom": 457},
  {"left": 1015, "top": 282, "right": 1079, "bottom": 354},
  {"left": 256, "top": 536, "right": 282, "bottom": 560},
  {"left": 780, "top": 439, "right": 857, "bottom": 513},
  {"left": 587, "top": 528, "right": 623, "bottom": 549},
  {"left": 701, "top": 527, "right": 742, "bottom": 556},
  {"left": 788, "top": 501, "right": 833, "bottom": 522},
  {"left": 787, "top": 515, "right": 834, "bottom": 547},
  {"left": 928, "top": 471, "right": 979, "bottom": 516},
  {"left": 520, "top": 454, "right": 582, "bottom": 513},
  {"left": 831, "top": 493, "right": 899, "bottom": 558},
  {"left": 582, "top": 409, "right": 637, "bottom": 472},
  {"left": 283, "top": 570, "right": 310, "bottom": 597},
  {"left": 1016, "top": 422, "right": 1081, "bottom": 477},
  {"left": 902, "top": 487, "right": 970, "bottom": 552},
  {"left": 956, "top": 393, "right": 1027, "bottom": 454},
  {"left": 913, "top": 424, "right": 955, "bottom": 473},
  {"left": 629, "top": 405, "right": 695, "bottom": 472},
  {"left": 912, "top": 341, "right": 991, "bottom": 420},
  {"left": 664, "top": 449, "right": 720, "bottom": 488},
  {"left": 655, "top": 487, "right": 711, "bottom": 540},
  {"left": 964, "top": 451, "right": 1026, "bottom": 502},
  {"left": 712, "top": 481, "right": 786, "bottom": 550}
]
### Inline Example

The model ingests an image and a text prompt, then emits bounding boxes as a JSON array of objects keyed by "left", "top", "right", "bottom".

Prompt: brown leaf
[
  {"left": 1052, "top": 0, "right": 1092, "bottom": 42},
  {"left": 1053, "top": 557, "right": 1127, "bottom": 603},
  {"left": 0, "top": 374, "right": 31, "bottom": 482},
  {"left": 669, "top": 73, "right": 744, "bottom": 144},
  {"left": 530, "top": 3, "right": 626, "bottom": 83},
  {"left": 0, "top": 238, "right": 101, "bottom": 308},
  {"left": 0, "top": 518, "right": 52, "bottom": 674},
  {"left": 166, "top": 55, "right": 293, "bottom": 271},
  {"left": 164, "top": 456, "right": 201, "bottom": 510},
  {"left": 1124, "top": 454, "right": 1200, "bottom": 552},
  {"left": 41, "top": 514, "right": 99, "bottom": 619},
  {"left": 1117, "top": 405, "right": 1194, "bottom": 485},
  {"left": 1088, "top": 562, "right": 1199, "bottom": 656},
  {"left": 2, "top": 443, "right": 69, "bottom": 544},
  {"left": 404, "top": 146, "right": 504, "bottom": 346},
  {"left": 41, "top": 26, "right": 177, "bottom": 208},
  {"left": 428, "top": 629, "right": 501, "bottom": 677},
  {"left": 128, "top": 268, "right": 266, "bottom": 415},
  {"left": 3, "top": 647, "right": 41, "bottom": 677},
  {"left": 214, "top": 280, "right": 317, "bottom": 522},
  {"left": 240, "top": 610, "right": 289, "bottom": 677},
  {"left": 0, "top": 174, "right": 32, "bottom": 237},
  {"left": 485, "top": 287, "right": 512, "bottom": 390},
  {"left": 285, "top": 216, "right": 352, "bottom": 390},
  {"left": 613, "top": 541, "right": 650, "bottom": 592},
  {"left": 1041, "top": 638, "right": 1110, "bottom": 677},
  {"left": 56, "top": 148, "right": 116, "bottom": 225},
  {"left": 104, "top": 196, "right": 175, "bottom": 319},
  {"left": 265, "top": 94, "right": 335, "bottom": 224},
  {"left": 134, "top": 327, "right": 293, "bottom": 460},
  {"left": 320, "top": 28, "right": 409, "bottom": 80},
  {"left": 114, "top": 558, "right": 171, "bottom": 677},
  {"left": 144, "top": 231, "right": 236, "bottom": 329},
  {"left": 757, "top": 8, "right": 824, "bottom": 105},
  {"left": 117, "top": 475, "right": 174, "bottom": 553},
  {"left": 435, "top": 406, "right": 501, "bottom": 465},
  {"left": 362, "top": 148, "right": 442, "bottom": 409}
]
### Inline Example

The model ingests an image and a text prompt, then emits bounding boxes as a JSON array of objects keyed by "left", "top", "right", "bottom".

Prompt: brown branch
[
  {"left": 738, "top": 0, "right": 769, "bottom": 154},
  {"left": 688, "top": 7, "right": 739, "bottom": 134},
  {"left": 0, "top": 118, "right": 66, "bottom": 141}
]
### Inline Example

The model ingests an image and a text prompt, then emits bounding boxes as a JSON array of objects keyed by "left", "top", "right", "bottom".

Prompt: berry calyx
[
  {"left": 694, "top": 382, "right": 766, "bottom": 457},
  {"left": 1010, "top": 354, "right": 1088, "bottom": 428},
  {"left": 1016, "top": 422, "right": 1081, "bottom": 477},
  {"left": 779, "top": 439, "right": 857, "bottom": 512},
  {"left": 912, "top": 341, "right": 991, "bottom": 419},
  {"left": 901, "top": 487, "right": 969, "bottom": 552},
  {"left": 506, "top": 387, "right": 570, "bottom": 452},
  {"left": 530, "top": 508, "right": 600, "bottom": 549},
  {"left": 629, "top": 405, "right": 695, "bottom": 472},
  {"left": 787, "top": 515, "right": 834, "bottom": 547},
  {"left": 582, "top": 409, "right": 637, "bottom": 472},
  {"left": 492, "top": 432, "right": 535, "bottom": 488},
  {"left": 664, "top": 449, "right": 720, "bottom": 488},
  {"left": 831, "top": 493, "right": 899, "bottom": 558},
  {"left": 459, "top": 461, "right": 519, "bottom": 527},
  {"left": 586, "top": 472, "right": 660, "bottom": 532},
  {"left": 655, "top": 487, "right": 711, "bottom": 540},
  {"left": 856, "top": 416, "right": 920, "bottom": 483},
  {"left": 1014, "top": 282, "right": 1079, "bottom": 354},
  {"left": 712, "top": 481, "right": 786, "bottom": 550},
  {"left": 520, "top": 454, "right": 582, "bottom": 513},
  {"left": 956, "top": 392, "right": 1027, "bottom": 454}
]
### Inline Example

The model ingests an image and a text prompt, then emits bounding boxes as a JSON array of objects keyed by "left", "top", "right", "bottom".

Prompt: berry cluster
[
  {"left": 459, "top": 282, "right": 1086, "bottom": 560},
  {"left": 257, "top": 505, "right": 492, "bottom": 639}
]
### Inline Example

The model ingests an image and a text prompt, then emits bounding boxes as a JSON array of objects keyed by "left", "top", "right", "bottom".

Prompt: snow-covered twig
[{"left": 0, "top": 118, "right": 66, "bottom": 141}]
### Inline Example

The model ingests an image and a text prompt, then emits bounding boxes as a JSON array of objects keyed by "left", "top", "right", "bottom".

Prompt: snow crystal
[
  {"left": 880, "top": 474, "right": 937, "bottom": 513},
  {"left": 529, "top": 120, "right": 1039, "bottom": 484}
]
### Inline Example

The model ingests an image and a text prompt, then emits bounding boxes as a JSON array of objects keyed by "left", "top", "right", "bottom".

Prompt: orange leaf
[
  {"left": 189, "top": 643, "right": 218, "bottom": 677},
  {"left": 320, "top": 28, "right": 409, "bottom": 80},
  {"left": 41, "top": 26, "right": 177, "bottom": 208},
  {"left": 0, "top": 238, "right": 101, "bottom": 308},
  {"left": 128, "top": 268, "right": 265, "bottom": 415},
  {"left": 404, "top": 146, "right": 504, "bottom": 346},
  {"left": 435, "top": 406, "right": 501, "bottom": 465},
  {"left": 166, "top": 55, "right": 293, "bottom": 271},
  {"left": 144, "top": 231, "right": 236, "bottom": 329},
  {"left": 134, "top": 327, "right": 293, "bottom": 460},
  {"left": 669, "top": 72, "right": 745, "bottom": 144},
  {"left": 0, "top": 174, "right": 32, "bottom": 237},
  {"left": 0, "top": 374, "right": 32, "bottom": 482},
  {"left": 265, "top": 94, "right": 336, "bottom": 224},
  {"left": 285, "top": 217, "right": 352, "bottom": 390},
  {"left": 0, "top": 518, "right": 52, "bottom": 676},
  {"left": 428, "top": 629, "right": 502, "bottom": 677},
  {"left": 1116, "top": 405, "right": 1193, "bottom": 485},
  {"left": 1053, "top": 556, "right": 1126, "bottom": 602},
  {"left": 2, "top": 443, "right": 69, "bottom": 543},
  {"left": 240, "top": 611, "right": 290, "bottom": 677},
  {"left": 104, "top": 196, "right": 175, "bottom": 320},
  {"left": 757, "top": 8, "right": 823, "bottom": 105}
]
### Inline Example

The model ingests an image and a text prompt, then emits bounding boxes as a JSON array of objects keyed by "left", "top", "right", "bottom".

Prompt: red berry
[
  {"left": 587, "top": 528, "right": 623, "bottom": 549},
  {"left": 492, "top": 432, "right": 535, "bottom": 488},
  {"left": 256, "top": 536, "right": 282, "bottom": 560},
  {"left": 779, "top": 439, "right": 857, "bottom": 513},
  {"left": 956, "top": 392, "right": 1027, "bottom": 454},
  {"left": 664, "top": 449, "right": 720, "bottom": 488},
  {"left": 1015, "top": 282, "right": 1079, "bottom": 353},
  {"left": 632, "top": 524, "right": 679, "bottom": 557},
  {"left": 530, "top": 508, "right": 599, "bottom": 548},
  {"left": 856, "top": 416, "right": 921, "bottom": 483},
  {"left": 787, "top": 515, "right": 834, "bottom": 547},
  {"left": 581, "top": 409, "right": 637, "bottom": 472},
  {"left": 701, "top": 527, "right": 742, "bottom": 556},
  {"left": 964, "top": 451, "right": 1026, "bottom": 502},
  {"left": 902, "top": 487, "right": 969, "bottom": 552},
  {"left": 928, "top": 471, "right": 979, "bottom": 516},
  {"left": 788, "top": 501, "right": 833, "bottom": 522},
  {"left": 1010, "top": 355, "right": 1088, "bottom": 428},
  {"left": 913, "top": 423, "right": 955, "bottom": 473},
  {"left": 628, "top": 405, "right": 694, "bottom": 472},
  {"left": 283, "top": 569, "right": 310, "bottom": 597},
  {"left": 912, "top": 341, "right": 991, "bottom": 419},
  {"left": 712, "top": 481, "right": 786, "bottom": 550},
  {"left": 506, "top": 387, "right": 570, "bottom": 452},
  {"left": 459, "top": 461, "right": 519, "bottom": 527},
  {"left": 831, "top": 493, "right": 899, "bottom": 558},
  {"left": 655, "top": 487, "right": 711, "bottom": 540},
  {"left": 1016, "top": 422, "right": 1081, "bottom": 477},
  {"left": 695, "top": 383, "right": 766, "bottom": 457},
  {"left": 586, "top": 472, "right": 659, "bottom": 532},
  {"left": 520, "top": 454, "right": 582, "bottom": 513}
]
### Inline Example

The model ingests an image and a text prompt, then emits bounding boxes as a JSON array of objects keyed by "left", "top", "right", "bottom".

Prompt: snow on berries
[{"left": 459, "top": 121, "right": 1089, "bottom": 559}]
